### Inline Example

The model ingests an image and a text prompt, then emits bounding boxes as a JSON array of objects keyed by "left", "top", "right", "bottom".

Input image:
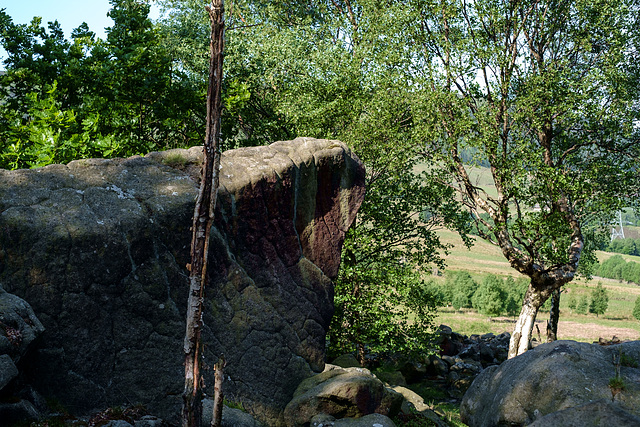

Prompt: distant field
[{"left": 432, "top": 228, "right": 640, "bottom": 342}]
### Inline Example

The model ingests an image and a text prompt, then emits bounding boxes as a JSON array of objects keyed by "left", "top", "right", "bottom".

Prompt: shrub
[
  {"left": 589, "top": 283, "right": 609, "bottom": 317},
  {"left": 472, "top": 274, "right": 507, "bottom": 317},
  {"left": 633, "top": 296, "right": 640, "bottom": 322}
]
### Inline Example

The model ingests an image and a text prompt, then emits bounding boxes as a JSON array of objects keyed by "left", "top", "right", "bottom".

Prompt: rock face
[
  {"left": 460, "top": 340, "right": 640, "bottom": 426},
  {"left": 0, "top": 138, "right": 365, "bottom": 425}
]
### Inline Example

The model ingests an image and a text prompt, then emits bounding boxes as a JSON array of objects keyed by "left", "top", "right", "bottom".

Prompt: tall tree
[
  {"left": 182, "top": 0, "right": 224, "bottom": 425},
  {"left": 414, "top": 0, "right": 640, "bottom": 357}
]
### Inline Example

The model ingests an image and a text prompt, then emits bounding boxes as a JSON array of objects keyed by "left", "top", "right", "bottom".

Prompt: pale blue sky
[{"left": 0, "top": 0, "right": 160, "bottom": 66}]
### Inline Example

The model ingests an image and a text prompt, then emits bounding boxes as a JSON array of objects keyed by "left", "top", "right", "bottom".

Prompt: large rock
[
  {"left": 460, "top": 340, "right": 640, "bottom": 426},
  {"left": 0, "top": 138, "right": 365, "bottom": 425},
  {"left": 527, "top": 400, "right": 640, "bottom": 427},
  {"left": 283, "top": 364, "right": 403, "bottom": 426}
]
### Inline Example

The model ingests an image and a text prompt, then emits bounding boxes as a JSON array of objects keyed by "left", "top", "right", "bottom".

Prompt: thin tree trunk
[
  {"left": 211, "top": 356, "right": 225, "bottom": 427},
  {"left": 182, "top": 1, "right": 225, "bottom": 426},
  {"left": 547, "top": 288, "right": 560, "bottom": 342}
]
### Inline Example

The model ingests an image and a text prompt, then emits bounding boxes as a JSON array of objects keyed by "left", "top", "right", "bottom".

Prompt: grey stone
[
  {"left": 0, "top": 353, "right": 18, "bottom": 391},
  {"left": 202, "top": 399, "right": 262, "bottom": 427},
  {"left": 332, "top": 413, "right": 396, "bottom": 427},
  {"left": 374, "top": 370, "right": 406, "bottom": 387},
  {"left": 0, "top": 138, "right": 365, "bottom": 426},
  {"left": 331, "top": 353, "right": 361, "bottom": 368},
  {"left": 460, "top": 340, "right": 640, "bottom": 427},
  {"left": 0, "top": 286, "right": 45, "bottom": 363},
  {"left": 311, "top": 413, "right": 337, "bottom": 426},
  {"left": 284, "top": 365, "right": 403, "bottom": 427},
  {"left": 527, "top": 399, "right": 640, "bottom": 427},
  {"left": 0, "top": 399, "right": 41, "bottom": 425},
  {"left": 134, "top": 415, "right": 165, "bottom": 427},
  {"left": 104, "top": 421, "right": 134, "bottom": 427}
]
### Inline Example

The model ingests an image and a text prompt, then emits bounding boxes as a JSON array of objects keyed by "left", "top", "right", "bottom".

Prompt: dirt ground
[
  {"left": 557, "top": 320, "right": 640, "bottom": 342},
  {"left": 515, "top": 319, "right": 640, "bottom": 342}
]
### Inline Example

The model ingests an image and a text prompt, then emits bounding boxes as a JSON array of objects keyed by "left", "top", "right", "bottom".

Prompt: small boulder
[
  {"left": 0, "top": 354, "right": 19, "bottom": 391},
  {"left": 202, "top": 400, "right": 262, "bottom": 427},
  {"left": 284, "top": 364, "right": 402, "bottom": 426},
  {"left": 374, "top": 370, "right": 407, "bottom": 387},
  {"left": 0, "top": 286, "right": 45, "bottom": 363},
  {"left": 332, "top": 354, "right": 361, "bottom": 369},
  {"left": 332, "top": 413, "right": 396, "bottom": 426}
]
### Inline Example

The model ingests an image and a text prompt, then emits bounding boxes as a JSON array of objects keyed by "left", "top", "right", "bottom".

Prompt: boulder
[
  {"left": 283, "top": 364, "right": 403, "bottom": 426},
  {"left": 310, "top": 413, "right": 397, "bottom": 427},
  {"left": 460, "top": 340, "right": 640, "bottom": 427},
  {"left": 202, "top": 399, "right": 262, "bottom": 427},
  {"left": 0, "top": 138, "right": 365, "bottom": 425},
  {"left": 527, "top": 399, "right": 640, "bottom": 427},
  {"left": 0, "top": 286, "right": 45, "bottom": 364}
]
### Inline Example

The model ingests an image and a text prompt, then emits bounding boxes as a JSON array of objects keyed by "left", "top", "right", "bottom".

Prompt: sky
[{"left": 0, "top": 0, "right": 160, "bottom": 66}]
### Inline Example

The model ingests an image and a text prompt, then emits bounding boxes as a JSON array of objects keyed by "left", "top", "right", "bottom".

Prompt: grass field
[{"left": 431, "top": 228, "right": 640, "bottom": 342}]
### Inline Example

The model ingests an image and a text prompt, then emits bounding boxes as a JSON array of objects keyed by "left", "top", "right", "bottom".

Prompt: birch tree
[{"left": 415, "top": 0, "right": 640, "bottom": 357}]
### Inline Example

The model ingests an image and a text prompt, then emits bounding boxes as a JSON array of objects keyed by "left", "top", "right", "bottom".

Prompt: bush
[
  {"left": 589, "top": 283, "right": 609, "bottom": 317},
  {"left": 472, "top": 274, "right": 507, "bottom": 317},
  {"left": 633, "top": 296, "right": 640, "bottom": 322},
  {"left": 448, "top": 271, "right": 477, "bottom": 310},
  {"left": 576, "top": 295, "right": 589, "bottom": 314}
]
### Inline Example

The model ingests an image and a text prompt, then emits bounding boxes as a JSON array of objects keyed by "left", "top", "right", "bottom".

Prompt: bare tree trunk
[
  {"left": 547, "top": 288, "right": 560, "bottom": 342},
  {"left": 211, "top": 356, "right": 225, "bottom": 427},
  {"left": 182, "top": 1, "right": 225, "bottom": 426},
  {"left": 508, "top": 285, "right": 546, "bottom": 359}
]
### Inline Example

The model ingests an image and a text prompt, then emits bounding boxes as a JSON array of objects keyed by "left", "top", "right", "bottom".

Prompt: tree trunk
[
  {"left": 211, "top": 356, "right": 225, "bottom": 427},
  {"left": 508, "top": 284, "right": 546, "bottom": 359},
  {"left": 546, "top": 288, "right": 560, "bottom": 342},
  {"left": 182, "top": 1, "right": 225, "bottom": 426}
]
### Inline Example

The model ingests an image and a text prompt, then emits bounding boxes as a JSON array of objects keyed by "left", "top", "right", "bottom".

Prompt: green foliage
[
  {"left": 589, "top": 283, "right": 609, "bottom": 317},
  {"left": 472, "top": 275, "right": 507, "bottom": 317},
  {"left": 597, "top": 255, "right": 640, "bottom": 284},
  {"left": 620, "top": 353, "right": 638, "bottom": 368},
  {"left": 606, "top": 238, "right": 640, "bottom": 256},
  {"left": 609, "top": 376, "right": 626, "bottom": 390},
  {"left": 447, "top": 271, "right": 477, "bottom": 310},
  {"left": 415, "top": 0, "right": 640, "bottom": 323},
  {"left": 0, "top": 81, "right": 115, "bottom": 169},
  {"left": 576, "top": 295, "right": 589, "bottom": 315},
  {"left": 633, "top": 296, "right": 640, "bottom": 322},
  {"left": 0, "top": 1, "right": 204, "bottom": 169},
  {"left": 328, "top": 259, "right": 440, "bottom": 361}
]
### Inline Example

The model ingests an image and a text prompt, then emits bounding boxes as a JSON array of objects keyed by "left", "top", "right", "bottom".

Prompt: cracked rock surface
[{"left": 0, "top": 138, "right": 365, "bottom": 426}]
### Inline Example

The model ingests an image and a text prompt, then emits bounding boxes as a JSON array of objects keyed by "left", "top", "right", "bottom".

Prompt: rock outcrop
[
  {"left": 0, "top": 138, "right": 365, "bottom": 425},
  {"left": 460, "top": 340, "right": 640, "bottom": 426}
]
